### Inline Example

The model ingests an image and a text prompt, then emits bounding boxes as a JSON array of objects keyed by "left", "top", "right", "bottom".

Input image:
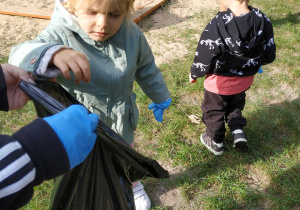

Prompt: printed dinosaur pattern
[
  {"left": 215, "top": 60, "right": 226, "bottom": 69},
  {"left": 223, "top": 13, "right": 234, "bottom": 25},
  {"left": 229, "top": 69, "right": 244, "bottom": 75},
  {"left": 192, "top": 62, "right": 210, "bottom": 71},
  {"left": 200, "top": 38, "right": 224, "bottom": 49},
  {"left": 225, "top": 38, "right": 235, "bottom": 47},
  {"left": 242, "top": 54, "right": 262, "bottom": 68},
  {"left": 264, "top": 38, "right": 275, "bottom": 50}
]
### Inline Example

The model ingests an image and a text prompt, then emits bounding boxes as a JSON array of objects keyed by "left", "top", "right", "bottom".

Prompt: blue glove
[
  {"left": 258, "top": 66, "right": 263, "bottom": 73},
  {"left": 148, "top": 98, "right": 172, "bottom": 122},
  {"left": 44, "top": 105, "right": 98, "bottom": 169}
]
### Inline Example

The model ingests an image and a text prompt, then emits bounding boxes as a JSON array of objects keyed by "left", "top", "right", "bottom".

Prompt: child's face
[{"left": 75, "top": 3, "right": 125, "bottom": 42}]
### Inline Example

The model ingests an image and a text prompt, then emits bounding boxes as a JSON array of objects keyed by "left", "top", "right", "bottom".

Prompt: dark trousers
[{"left": 201, "top": 89, "right": 247, "bottom": 143}]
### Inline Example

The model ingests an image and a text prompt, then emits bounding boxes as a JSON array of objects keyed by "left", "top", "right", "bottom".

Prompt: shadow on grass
[
  {"left": 146, "top": 98, "right": 300, "bottom": 209},
  {"left": 263, "top": 164, "right": 300, "bottom": 208},
  {"left": 271, "top": 12, "right": 300, "bottom": 26}
]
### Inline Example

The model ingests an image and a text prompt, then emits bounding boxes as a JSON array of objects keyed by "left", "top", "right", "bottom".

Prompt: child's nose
[{"left": 96, "top": 14, "right": 108, "bottom": 28}]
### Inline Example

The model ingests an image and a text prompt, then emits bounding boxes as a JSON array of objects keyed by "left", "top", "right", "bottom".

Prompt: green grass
[
  {"left": 0, "top": 101, "right": 37, "bottom": 135},
  {"left": 1, "top": 0, "right": 299, "bottom": 209},
  {"left": 136, "top": 0, "right": 300, "bottom": 209}
]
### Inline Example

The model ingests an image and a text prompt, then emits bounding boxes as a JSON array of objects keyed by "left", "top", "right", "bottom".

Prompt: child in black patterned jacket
[{"left": 189, "top": 0, "right": 276, "bottom": 155}]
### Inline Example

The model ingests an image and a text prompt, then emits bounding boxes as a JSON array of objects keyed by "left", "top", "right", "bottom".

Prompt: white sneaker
[{"left": 133, "top": 181, "right": 151, "bottom": 210}]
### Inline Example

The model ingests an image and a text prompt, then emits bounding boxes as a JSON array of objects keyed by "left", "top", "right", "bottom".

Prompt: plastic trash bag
[{"left": 19, "top": 80, "right": 169, "bottom": 210}]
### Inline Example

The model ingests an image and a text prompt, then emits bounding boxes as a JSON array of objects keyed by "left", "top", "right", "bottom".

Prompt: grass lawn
[{"left": 0, "top": 0, "right": 299, "bottom": 209}]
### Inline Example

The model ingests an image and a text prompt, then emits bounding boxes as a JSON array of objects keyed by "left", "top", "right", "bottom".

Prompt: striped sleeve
[
  {"left": 0, "top": 141, "right": 36, "bottom": 199},
  {"left": 0, "top": 136, "right": 36, "bottom": 209},
  {"left": 0, "top": 118, "right": 70, "bottom": 209}
]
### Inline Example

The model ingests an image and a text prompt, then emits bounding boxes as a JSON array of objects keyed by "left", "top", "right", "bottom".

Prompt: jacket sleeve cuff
[
  {"left": 35, "top": 45, "right": 72, "bottom": 78},
  {"left": 190, "top": 72, "right": 198, "bottom": 80},
  {"left": 12, "top": 118, "right": 70, "bottom": 185}
]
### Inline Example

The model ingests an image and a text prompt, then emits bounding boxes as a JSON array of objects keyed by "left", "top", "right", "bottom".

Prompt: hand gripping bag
[{"left": 19, "top": 80, "right": 169, "bottom": 210}]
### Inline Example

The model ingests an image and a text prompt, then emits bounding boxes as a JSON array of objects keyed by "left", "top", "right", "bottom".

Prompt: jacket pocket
[{"left": 129, "top": 93, "right": 139, "bottom": 131}]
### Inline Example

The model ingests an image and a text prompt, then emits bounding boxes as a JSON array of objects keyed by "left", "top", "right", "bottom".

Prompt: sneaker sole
[
  {"left": 232, "top": 131, "right": 248, "bottom": 152},
  {"left": 200, "top": 135, "right": 224, "bottom": 155},
  {"left": 234, "top": 140, "right": 248, "bottom": 152}
]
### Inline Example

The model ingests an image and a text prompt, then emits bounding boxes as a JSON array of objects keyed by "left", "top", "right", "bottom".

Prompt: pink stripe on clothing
[{"left": 204, "top": 74, "right": 254, "bottom": 95}]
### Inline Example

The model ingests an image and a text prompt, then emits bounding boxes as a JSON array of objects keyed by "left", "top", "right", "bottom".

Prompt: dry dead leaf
[{"left": 188, "top": 115, "right": 201, "bottom": 124}]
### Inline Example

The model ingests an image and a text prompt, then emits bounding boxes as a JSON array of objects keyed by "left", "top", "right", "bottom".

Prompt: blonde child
[
  {"left": 9, "top": 0, "right": 171, "bottom": 209},
  {"left": 189, "top": 0, "right": 276, "bottom": 155}
]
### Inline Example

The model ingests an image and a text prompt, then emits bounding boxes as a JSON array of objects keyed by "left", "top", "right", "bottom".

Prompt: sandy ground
[
  {"left": 0, "top": 0, "right": 219, "bottom": 65},
  {"left": 0, "top": 0, "right": 219, "bottom": 208}
]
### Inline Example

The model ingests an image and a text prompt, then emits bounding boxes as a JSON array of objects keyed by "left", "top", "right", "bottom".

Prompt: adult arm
[
  {"left": 0, "top": 65, "right": 9, "bottom": 111},
  {"left": 0, "top": 119, "right": 69, "bottom": 209},
  {"left": 0, "top": 104, "right": 98, "bottom": 209},
  {"left": 0, "top": 64, "right": 33, "bottom": 111}
]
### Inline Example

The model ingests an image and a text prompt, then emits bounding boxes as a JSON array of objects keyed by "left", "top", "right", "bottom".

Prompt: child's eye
[
  {"left": 80, "top": 9, "right": 98, "bottom": 16},
  {"left": 86, "top": 11, "right": 98, "bottom": 16},
  {"left": 108, "top": 13, "right": 121, "bottom": 18}
]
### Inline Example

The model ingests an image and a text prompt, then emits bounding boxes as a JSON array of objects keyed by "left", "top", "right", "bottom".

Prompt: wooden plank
[
  {"left": 0, "top": 5, "right": 52, "bottom": 18},
  {"left": 0, "top": 10, "right": 51, "bottom": 20},
  {"left": 131, "top": 0, "right": 167, "bottom": 23}
]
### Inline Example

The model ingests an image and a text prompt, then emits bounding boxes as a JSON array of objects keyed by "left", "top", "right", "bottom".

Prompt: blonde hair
[{"left": 63, "top": 0, "right": 134, "bottom": 16}]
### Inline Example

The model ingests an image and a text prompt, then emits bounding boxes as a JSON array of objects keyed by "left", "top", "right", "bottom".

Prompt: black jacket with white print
[{"left": 190, "top": 6, "right": 276, "bottom": 79}]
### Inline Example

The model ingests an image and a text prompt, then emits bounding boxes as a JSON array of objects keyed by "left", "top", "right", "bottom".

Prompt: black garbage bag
[{"left": 19, "top": 80, "right": 169, "bottom": 210}]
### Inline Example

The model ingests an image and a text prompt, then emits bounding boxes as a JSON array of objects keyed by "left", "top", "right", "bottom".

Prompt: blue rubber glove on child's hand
[
  {"left": 148, "top": 98, "right": 172, "bottom": 122},
  {"left": 43, "top": 105, "right": 98, "bottom": 169}
]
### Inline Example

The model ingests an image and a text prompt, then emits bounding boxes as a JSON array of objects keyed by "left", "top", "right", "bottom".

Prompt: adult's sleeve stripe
[
  {"left": 0, "top": 153, "right": 32, "bottom": 182},
  {"left": 0, "top": 142, "right": 22, "bottom": 161},
  {"left": 0, "top": 168, "right": 36, "bottom": 198}
]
